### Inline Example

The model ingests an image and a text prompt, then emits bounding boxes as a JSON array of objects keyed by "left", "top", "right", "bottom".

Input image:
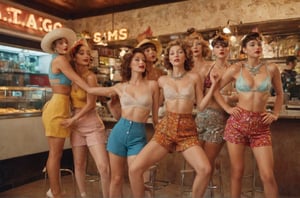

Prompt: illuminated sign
[
  {"left": 0, "top": 2, "right": 63, "bottom": 36},
  {"left": 93, "top": 28, "right": 128, "bottom": 43}
]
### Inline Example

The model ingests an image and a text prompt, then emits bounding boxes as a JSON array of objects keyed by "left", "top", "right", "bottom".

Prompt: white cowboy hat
[
  {"left": 136, "top": 38, "right": 162, "bottom": 56},
  {"left": 41, "top": 27, "right": 77, "bottom": 53}
]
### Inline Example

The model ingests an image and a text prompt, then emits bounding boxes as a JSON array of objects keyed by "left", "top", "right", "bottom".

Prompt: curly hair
[
  {"left": 185, "top": 27, "right": 211, "bottom": 58},
  {"left": 163, "top": 39, "right": 193, "bottom": 71},
  {"left": 121, "top": 48, "right": 146, "bottom": 81}
]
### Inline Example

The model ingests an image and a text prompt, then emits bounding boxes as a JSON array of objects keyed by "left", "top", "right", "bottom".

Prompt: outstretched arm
[{"left": 196, "top": 72, "right": 219, "bottom": 111}]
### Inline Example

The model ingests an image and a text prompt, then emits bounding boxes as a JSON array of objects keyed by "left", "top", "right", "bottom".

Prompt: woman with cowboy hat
[{"left": 41, "top": 27, "right": 90, "bottom": 198}]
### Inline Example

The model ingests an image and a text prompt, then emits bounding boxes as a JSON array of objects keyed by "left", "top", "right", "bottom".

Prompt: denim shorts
[{"left": 107, "top": 117, "right": 146, "bottom": 157}]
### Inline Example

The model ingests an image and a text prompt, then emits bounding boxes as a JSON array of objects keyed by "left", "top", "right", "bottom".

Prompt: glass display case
[
  {"left": 0, "top": 86, "right": 52, "bottom": 118},
  {"left": 0, "top": 44, "right": 53, "bottom": 118}
]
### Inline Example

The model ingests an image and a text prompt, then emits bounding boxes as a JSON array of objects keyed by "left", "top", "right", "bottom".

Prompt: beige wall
[{"left": 70, "top": 0, "right": 300, "bottom": 40}]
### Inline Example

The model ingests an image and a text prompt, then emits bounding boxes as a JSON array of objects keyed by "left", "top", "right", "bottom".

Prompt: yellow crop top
[{"left": 70, "top": 71, "right": 90, "bottom": 108}]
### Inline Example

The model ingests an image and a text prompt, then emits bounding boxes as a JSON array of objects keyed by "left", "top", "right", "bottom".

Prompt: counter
[{"left": 99, "top": 107, "right": 300, "bottom": 196}]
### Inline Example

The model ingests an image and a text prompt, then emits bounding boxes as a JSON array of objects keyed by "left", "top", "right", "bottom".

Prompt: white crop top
[
  {"left": 163, "top": 83, "right": 195, "bottom": 102},
  {"left": 120, "top": 83, "right": 152, "bottom": 111}
]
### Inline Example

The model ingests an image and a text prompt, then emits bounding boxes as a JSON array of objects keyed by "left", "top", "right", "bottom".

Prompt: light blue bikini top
[
  {"left": 163, "top": 83, "right": 195, "bottom": 102},
  {"left": 120, "top": 83, "right": 152, "bottom": 111},
  {"left": 235, "top": 64, "right": 271, "bottom": 92},
  {"left": 48, "top": 56, "right": 72, "bottom": 86}
]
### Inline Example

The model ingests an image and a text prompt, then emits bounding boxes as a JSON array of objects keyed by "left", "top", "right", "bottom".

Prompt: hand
[
  {"left": 227, "top": 106, "right": 242, "bottom": 118},
  {"left": 61, "top": 118, "right": 75, "bottom": 128},
  {"left": 261, "top": 112, "right": 278, "bottom": 124},
  {"left": 210, "top": 72, "right": 220, "bottom": 85}
]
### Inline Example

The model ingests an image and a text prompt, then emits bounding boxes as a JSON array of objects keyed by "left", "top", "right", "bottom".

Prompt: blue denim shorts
[{"left": 107, "top": 117, "right": 146, "bottom": 157}]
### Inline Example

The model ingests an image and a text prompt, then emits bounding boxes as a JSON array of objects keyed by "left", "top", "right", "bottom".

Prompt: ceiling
[{"left": 10, "top": 0, "right": 185, "bottom": 19}]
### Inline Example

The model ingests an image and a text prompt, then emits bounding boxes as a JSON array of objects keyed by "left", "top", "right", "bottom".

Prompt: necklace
[
  {"left": 244, "top": 62, "right": 264, "bottom": 76},
  {"left": 171, "top": 71, "right": 187, "bottom": 80}
]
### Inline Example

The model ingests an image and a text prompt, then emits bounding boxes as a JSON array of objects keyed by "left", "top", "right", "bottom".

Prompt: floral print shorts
[
  {"left": 224, "top": 107, "right": 272, "bottom": 148},
  {"left": 152, "top": 111, "right": 200, "bottom": 152}
]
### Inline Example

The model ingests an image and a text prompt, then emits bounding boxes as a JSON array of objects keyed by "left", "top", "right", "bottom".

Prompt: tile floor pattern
[{"left": 0, "top": 174, "right": 291, "bottom": 198}]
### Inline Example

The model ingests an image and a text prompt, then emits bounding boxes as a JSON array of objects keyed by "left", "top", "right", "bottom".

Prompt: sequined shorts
[
  {"left": 195, "top": 108, "right": 228, "bottom": 144},
  {"left": 224, "top": 107, "right": 272, "bottom": 148},
  {"left": 152, "top": 111, "right": 200, "bottom": 152}
]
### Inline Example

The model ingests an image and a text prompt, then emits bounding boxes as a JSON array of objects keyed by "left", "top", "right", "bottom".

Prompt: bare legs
[
  {"left": 252, "top": 146, "right": 278, "bottom": 198},
  {"left": 129, "top": 141, "right": 211, "bottom": 198},
  {"left": 182, "top": 146, "right": 211, "bottom": 198},
  {"left": 46, "top": 137, "right": 65, "bottom": 198},
  {"left": 129, "top": 141, "right": 168, "bottom": 198},
  {"left": 227, "top": 142, "right": 278, "bottom": 198},
  {"left": 108, "top": 153, "right": 126, "bottom": 198},
  {"left": 73, "top": 144, "right": 110, "bottom": 198},
  {"left": 89, "top": 144, "right": 110, "bottom": 198}
]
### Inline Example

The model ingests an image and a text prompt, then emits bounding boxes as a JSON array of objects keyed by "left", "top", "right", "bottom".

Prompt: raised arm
[
  {"left": 55, "top": 55, "right": 90, "bottom": 90},
  {"left": 195, "top": 72, "right": 219, "bottom": 111},
  {"left": 214, "top": 64, "right": 238, "bottom": 114}
]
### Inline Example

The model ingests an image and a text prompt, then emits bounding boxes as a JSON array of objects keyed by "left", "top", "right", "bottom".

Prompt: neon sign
[
  {"left": 93, "top": 28, "right": 128, "bottom": 43},
  {"left": 0, "top": 2, "right": 63, "bottom": 35}
]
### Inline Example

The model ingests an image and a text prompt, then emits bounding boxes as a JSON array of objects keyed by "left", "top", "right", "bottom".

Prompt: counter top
[{"left": 278, "top": 109, "right": 300, "bottom": 119}]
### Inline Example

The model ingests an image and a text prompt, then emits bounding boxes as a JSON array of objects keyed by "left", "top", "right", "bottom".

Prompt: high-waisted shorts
[
  {"left": 71, "top": 109, "right": 106, "bottom": 147},
  {"left": 107, "top": 117, "right": 146, "bottom": 157},
  {"left": 224, "top": 107, "right": 272, "bottom": 148},
  {"left": 152, "top": 111, "right": 200, "bottom": 152},
  {"left": 42, "top": 94, "right": 71, "bottom": 138},
  {"left": 195, "top": 108, "right": 228, "bottom": 144}
]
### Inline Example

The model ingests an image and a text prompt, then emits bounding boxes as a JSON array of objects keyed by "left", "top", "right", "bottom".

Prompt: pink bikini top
[{"left": 120, "top": 83, "right": 152, "bottom": 111}]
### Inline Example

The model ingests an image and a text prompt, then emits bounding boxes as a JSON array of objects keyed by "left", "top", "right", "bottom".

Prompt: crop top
[
  {"left": 163, "top": 83, "right": 195, "bottom": 102},
  {"left": 120, "top": 84, "right": 152, "bottom": 111},
  {"left": 235, "top": 64, "right": 272, "bottom": 92},
  {"left": 71, "top": 86, "right": 87, "bottom": 108},
  {"left": 204, "top": 64, "right": 214, "bottom": 89},
  {"left": 70, "top": 71, "right": 90, "bottom": 108},
  {"left": 48, "top": 59, "right": 72, "bottom": 86}
]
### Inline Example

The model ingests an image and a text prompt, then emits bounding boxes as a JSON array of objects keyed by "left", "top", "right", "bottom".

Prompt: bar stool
[
  {"left": 43, "top": 167, "right": 76, "bottom": 197},
  {"left": 144, "top": 163, "right": 170, "bottom": 198},
  {"left": 241, "top": 151, "right": 263, "bottom": 198},
  {"left": 180, "top": 158, "right": 224, "bottom": 198}
]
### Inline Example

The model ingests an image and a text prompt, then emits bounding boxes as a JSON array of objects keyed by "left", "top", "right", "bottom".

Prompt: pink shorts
[
  {"left": 224, "top": 107, "right": 272, "bottom": 148},
  {"left": 71, "top": 109, "right": 107, "bottom": 147}
]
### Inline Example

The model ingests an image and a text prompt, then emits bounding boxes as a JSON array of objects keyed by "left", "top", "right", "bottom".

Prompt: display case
[{"left": 0, "top": 86, "right": 52, "bottom": 118}]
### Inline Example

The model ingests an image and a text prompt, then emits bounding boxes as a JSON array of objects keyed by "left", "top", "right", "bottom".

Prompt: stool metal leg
[
  {"left": 43, "top": 167, "right": 76, "bottom": 197},
  {"left": 144, "top": 164, "right": 169, "bottom": 198},
  {"left": 180, "top": 159, "right": 224, "bottom": 198}
]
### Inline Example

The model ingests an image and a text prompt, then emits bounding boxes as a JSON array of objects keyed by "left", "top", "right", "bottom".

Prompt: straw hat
[
  {"left": 136, "top": 38, "right": 162, "bottom": 56},
  {"left": 41, "top": 27, "right": 77, "bottom": 53}
]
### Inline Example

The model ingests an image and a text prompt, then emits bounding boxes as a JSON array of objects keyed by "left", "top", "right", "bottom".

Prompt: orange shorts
[{"left": 152, "top": 111, "right": 200, "bottom": 152}]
